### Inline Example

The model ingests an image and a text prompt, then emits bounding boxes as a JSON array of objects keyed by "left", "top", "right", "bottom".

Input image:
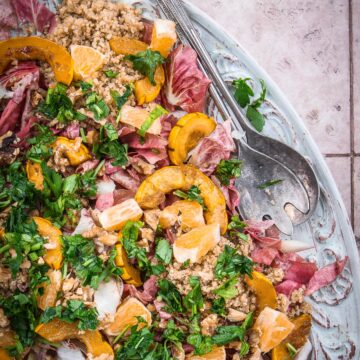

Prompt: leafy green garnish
[
  {"left": 184, "top": 276, "right": 204, "bottom": 317},
  {"left": 37, "top": 83, "right": 86, "bottom": 122},
  {"left": 257, "top": 179, "right": 283, "bottom": 189},
  {"left": 26, "top": 124, "right": 55, "bottom": 162},
  {"left": 157, "top": 279, "right": 185, "bottom": 313},
  {"left": 85, "top": 91, "right": 110, "bottom": 120},
  {"left": 211, "top": 297, "right": 226, "bottom": 317},
  {"left": 137, "top": 105, "right": 168, "bottom": 137},
  {"left": 39, "top": 300, "right": 99, "bottom": 330},
  {"left": 155, "top": 238, "right": 172, "bottom": 265},
  {"left": 214, "top": 245, "right": 254, "bottom": 279},
  {"left": 163, "top": 319, "right": 185, "bottom": 344},
  {"left": 213, "top": 276, "right": 239, "bottom": 299},
  {"left": 233, "top": 77, "right": 254, "bottom": 108},
  {"left": 239, "top": 342, "right": 250, "bottom": 357},
  {"left": 0, "top": 292, "right": 38, "bottom": 349},
  {"left": 286, "top": 343, "right": 298, "bottom": 358},
  {"left": 215, "top": 158, "right": 243, "bottom": 186},
  {"left": 233, "top": 77, "right": 267, "bottom": 132},
  {"left": 93, "top": 124, "right": 128, "bottom": 166},
  {"left": 125, "top": 49, "right": 166, "bottom": 85},
  {"left": 227, "top": 215, "right": 248, "bottom": 241},
  {"left": 173, "top": 185, "right": 205, "bottom": 209},
  {"left": 103, "top": 123, "right": 119, "bottom": 141},
  {"left": 212, "top": 312, "right": 253, "bottom": 346},
  {"left": 104, "top": 69, "right": 119, "bottom": 78},
  {"left": 111, "top": 84, "right": 134, "bottom": 122},
  {"left": 62, "top": 234, "right": 122, "bottom": 289},
  {"left": 186, "top": 334, "right": 213, "bottom": 356}
]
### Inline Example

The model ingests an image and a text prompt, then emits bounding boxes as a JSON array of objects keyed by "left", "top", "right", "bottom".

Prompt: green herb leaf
[
  {"left": 125, "top": 49, "right": 166, "bottom": 85},
  {"left": 103, "top": 123, "right": 119, "bottom": 141},
  {"left": 104, "top": 69, "right": 119, "bottom": 78},
  {"left": 85, "top": 91, "right": 110, "bottom": 120},
  {"left": 213, "top": 276, "right": 239, "bottom": 299},
  {"left": 215, "top": 245, "right": 254, "bottom": 279},
  {"left": 155, "top": 238, "right": 172, "bottom": 264},
  {"left": 163, "top": 319, "right": 185, "bottom": 344},
  {"left": 184, "top": 276, "right": 204, "bottom": 316},
  {"left": 215, "top": 158, "right": 243, "bottom": 186},
  {"left": 233, "top": 77, "right": 253, "bottom": 108},
  {"left": 246, "top": 105, "right": 265, "bottom": 132},
  {"left": 211, "top": 297, "right": 226, "bottom": 317},
  {"left": 137, "top": 105, "right": 168, "bottom": 137},
  {"left": 286, "top": 343, "right": 298, "bottom": 358},
  {"left": 186, "top": 334, "right": 213, "bottom": 356},
  {"left": 39, "top": 300, "right": 99, "bottom": 330},
  {"left": 111, "top": 84, "right": 133, "bottom": 121},
  {"left": 173, "top": 185, "right": 206, "bottom": 209},
  {"left": 37, "top": 83, "right": 86, "bottom": 123},
  {"left": 26, "top": 125, "right": 55, "bottom": 162},
  {"left": 239, "top": 342, "right": 250, "bottom": 357},
  {"left": 257, "top": 179, "right": 283, "bottom": 189},
  {"left": 157, "top": 279, "right": 185, "bottom": 313},
  {"left": 212, "top": 312, "right": 253, "bottom": 346}
]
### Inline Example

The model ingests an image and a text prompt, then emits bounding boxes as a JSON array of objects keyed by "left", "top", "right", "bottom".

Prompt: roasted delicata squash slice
[
  {"left": 26, "top": 160, "right": 44, "bottom": 190},
  {"left": 51, "top": 137, "right": 91, "bottom": 166},
  {"left": 35, "top": 318, "right": 114, "bottom": 358},
  {"left": 134, "top": 65, "right": 165, "bottom": 105},
  {"left": 109, "top": 36, "right": 148, "bottom": 55},
  {"left": 168, "top": 113, "right": 217, "bottom": 165},
  {"left": 0, "top": 37, "right": 73, "bottom": 85},
  {"left": 135, "top": 165, "right": 227, "bottom": 234},
  {"left": 33, "top": 217, "right": 63, "bottom": 270},
  {"left": 115, "top": 243, "right": 142, "bottom": 286},
  {"left": 272, "top": 314, "right": 312, "bottom": 360},
  {"left": 245, "top": 271, "right": 277, "bottom": 312},
  {"left": 0, "top": 330, "right": 16, "bottom": 360}
]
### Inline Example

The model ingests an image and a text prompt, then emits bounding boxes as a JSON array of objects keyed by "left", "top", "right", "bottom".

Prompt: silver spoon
[
  {"left": 160, "top": 0, "right": 319, "bottom": 226},
  {"left": 157, "top": 0, "right": 310, "bottom": 235}
]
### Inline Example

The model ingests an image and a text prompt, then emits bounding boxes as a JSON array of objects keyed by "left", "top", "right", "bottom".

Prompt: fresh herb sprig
[
  {"left": 111, "top": 84, "right": 133, "bottom": 122},
  {"left": 137, "top": 105, "right": 168, "bottom": 138},
  {"left": 124, "top": 49, "right": 166, "bottom": 85},
  {"left": 215, "top": 158, "right": 243, "bottom": 186},
  {"left": 257, "top": 179, "right": 283, "bottom": 189},
  {"left": 173, "top": 185, "right": 206, "bottom": 209},
  {"left": 233, "top": 77, "right": 267, "bottom": 132}
]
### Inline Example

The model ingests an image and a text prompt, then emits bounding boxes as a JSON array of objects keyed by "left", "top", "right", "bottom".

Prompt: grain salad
[{"left": 0, "top": 0, "right": 348, "bottom": 359}]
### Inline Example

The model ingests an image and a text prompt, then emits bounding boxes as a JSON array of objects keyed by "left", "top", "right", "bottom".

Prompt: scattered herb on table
[
  {"left": 215, "top": 158, "right": 243, "bottom": 186},
  {"left": 173, "top": 185, "right": 206, "bottom": 209},
  {"left": 125, "top": 49, "right": 166, "bottom": 85},
  {"left": 257, "top": 179, "right": 283, "bottom": 189}
]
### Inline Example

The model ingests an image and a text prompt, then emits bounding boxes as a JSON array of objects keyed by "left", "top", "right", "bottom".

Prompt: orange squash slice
[
  {"left": 109, "top": 36, "right": 148, "bottom": 55},
  {"left": 37, "top": 269, "right": 62, "bottom": 310},
  {"left": 26, "top": 161, "right": 44, "bottom": 190},
  {"left": 115, "top": 243, "right": 142, "bottom": 287},
  {"left": 51, "top": 137, "right": 91, "bottom": 166}
]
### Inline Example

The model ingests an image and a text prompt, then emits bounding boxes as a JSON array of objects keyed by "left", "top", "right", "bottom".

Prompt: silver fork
[
  {"left": 156, "top": 0, "right": 310, "bottom": 235},
  {"left": 161, "top": 0, "right": 319, "bottom": 228}
]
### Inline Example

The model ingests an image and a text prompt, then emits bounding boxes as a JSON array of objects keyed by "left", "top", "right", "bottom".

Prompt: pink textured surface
[{"left": 189, "top": 0, "right": 359, "bottom": 241}]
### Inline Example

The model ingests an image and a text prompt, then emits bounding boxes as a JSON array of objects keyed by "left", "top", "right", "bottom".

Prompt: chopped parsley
[
  {"left": 214, "top": 245, "right": 254, "bottom": 279},
  {"left": 186, "top": 334, "right": 213, "bottom": 356},
  {"left": 286, "top": 342, "right": 298, "bottom": 358},
  {"left": 184, "top": 276, "right": 204, "bottom": 316},
  {"left": 104, "top": 69, "right": 119, "bottom": 78},
  {"left": 39, "top": 299, "right": 99, "bottom": 330},
  {"left": 62, "top": 234, "right": 122, "bottom": 289},
  {"left": 155, "top": 238, "right": 172, "bottom": 265},
  {"left": 26, "top": 124, "right": 56, "bottom": 162},
  {"left": 37, "top": 83, "right": 86, "bottom": 122},
  {"left": 227, "top": 215, "right": 248, "bottom": 241},
  {"left": 173, "top": 185, "right": 206, "bottom": 209},
  {"left": 213, "top": 276, "right": 239, "bottom": 299},
  {"left": 239, "top": 342, "right": 250, "bottom": 357},
  {"left": 137, "top": 105, "right": 168, "bottom": 138},
  {"left": 233, "top": 77, "right": 267, "bottom": 132},
  {"left": 157, "top": 279, "right": 185, "bottom": 313},
  {"left": 111, "top": 84, "right": 134, "bottom": 121},
  {"left": 125, "top": 49, "right": 166, "bottom": 85},
  {"left": 212, "top": 312, "right": 253, "bottom": 346},
  {"left": 257, "top": 178, "right": 283, "bottom": 189},
  {"left": 215, "top": 158, "right": 243, "bottom": 186},
  {"left": 93, "top": 124, "right": 128, "bottom": 166},
  {"left": 85, "top": 91, "right": 110, "bottom": 120},
  {"left": 211, "top": 297, "right": 226, "bottom": 317}
]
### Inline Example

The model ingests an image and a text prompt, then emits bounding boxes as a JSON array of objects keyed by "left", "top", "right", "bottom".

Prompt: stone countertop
[{"left": 189, "top": 0, "right": 359, "bottom": 243}]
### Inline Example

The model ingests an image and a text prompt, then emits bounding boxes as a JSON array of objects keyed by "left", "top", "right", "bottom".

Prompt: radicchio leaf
[{"left": 162, "top": 45, "right": 211, "bottom": 113}]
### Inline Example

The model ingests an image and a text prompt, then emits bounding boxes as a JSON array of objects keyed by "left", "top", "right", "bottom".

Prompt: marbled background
[{"left": 189, "top": 0, "right": 359, "bottom": 243}]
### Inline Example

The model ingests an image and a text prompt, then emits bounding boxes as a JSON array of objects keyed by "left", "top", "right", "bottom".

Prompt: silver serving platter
[{"left": 30, "top": 0, "right": 360, "bottom": 358}]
